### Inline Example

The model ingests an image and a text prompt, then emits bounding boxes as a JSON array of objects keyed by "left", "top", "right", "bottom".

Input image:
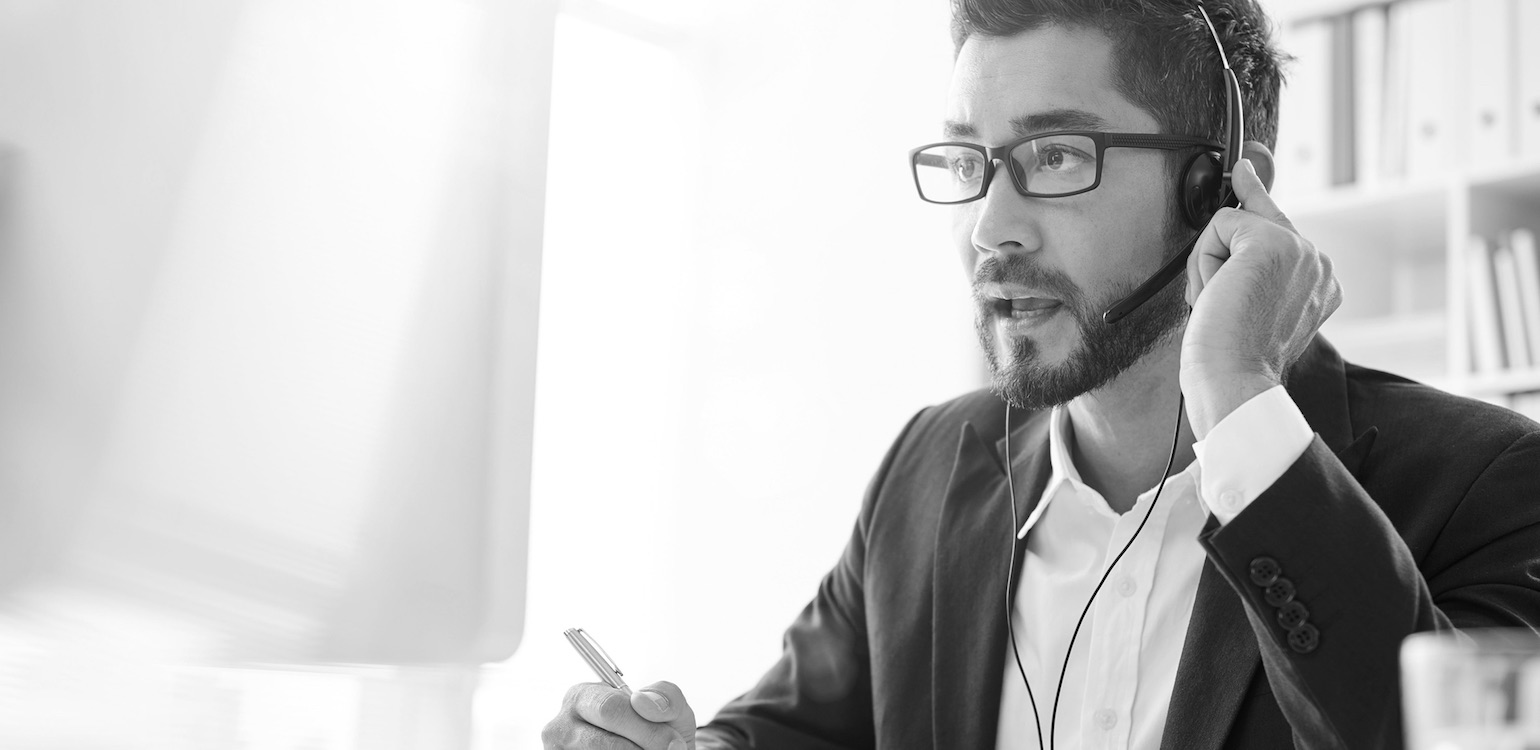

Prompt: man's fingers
[
  {"left": 570, "top": 684, "right": 687, "bottom": 750},
  {"left": 1185, "top": 234, "right": 1205, "bottom": 305},
  {"left": 542, "top": 720, "right": 646, "bottom": 750},
  {"left": 632, "top": 681, "right": 696, "bottom": 748},
  {"left": 1192, "top": 208, "right": 1236, "bottom": 291},
  {"left": 1228, "top": 158, "right": 1295, "bottom": 231}
]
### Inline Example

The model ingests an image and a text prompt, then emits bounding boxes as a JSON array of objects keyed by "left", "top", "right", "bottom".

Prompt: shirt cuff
[{"left": 1192, "top": 384, "right": 1314, "bottom": 524}]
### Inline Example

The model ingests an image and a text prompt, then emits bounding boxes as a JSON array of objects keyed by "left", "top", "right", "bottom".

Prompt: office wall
[
  {"left": 0, "top": 0, "right": 549, "bottom": 745},
  {"left": 483, "top": 0, "right": 978, "bottom": 744}
]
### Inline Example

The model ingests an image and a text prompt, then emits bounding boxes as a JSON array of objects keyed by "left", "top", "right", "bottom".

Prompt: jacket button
[
  {"left": 1277, "top": 600, "right": 1309, "bottom": 630},
  {"left": 1264, "top": 577, "right": 1296, "bottom": 607},
  {"left": 1288, "top": 622, "right": 1319, "bottom": 654},
  {"left": 1249, "top": 557, "right": 1282, "bottom": 587}
]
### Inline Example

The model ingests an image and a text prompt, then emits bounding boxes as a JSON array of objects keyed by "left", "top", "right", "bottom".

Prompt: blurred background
[
  {"left": 1, "top": 0, "right": 1533, "bottom": 748},
  {"left": 0, "top": 0, "right": 971, "bottom": 747}
]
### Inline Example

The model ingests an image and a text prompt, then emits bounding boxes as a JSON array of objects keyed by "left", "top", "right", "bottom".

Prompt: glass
[
  {"left": 908, "top": 130, "right": 1220, "bottom": 204},
  {"left": 1402, "top": 629, "right": 1540, "bottom": 750}
]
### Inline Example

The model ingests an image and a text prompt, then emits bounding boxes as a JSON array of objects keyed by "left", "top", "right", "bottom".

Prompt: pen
[{"left": 564, "top": 627, "right": 631, "bottom": 694}]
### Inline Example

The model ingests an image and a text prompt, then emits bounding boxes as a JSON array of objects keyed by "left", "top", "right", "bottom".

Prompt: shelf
[
  {"left": 1321, "top": 311, "right": 1447, "bottom": 383},
  {"left": 1284, "top": 180, "right": 1447, "bottom": 272},
  {"left": 1468, "top": 164, "right": 1540, "bottom": 223},
  {"left": 1270, "top": 0, "right": 1394, "bottom": 26},
  {"left": 1467, "top": 158, "right": 1540, "bottom": 192},
  {"left": 1282, "top": 178, "right": 1446, "bottom": 224},
  {"left": 1454, "top": 368, "right": 1540, "bottom": 398},
  {"left": 1324, "top": 310, "right": 1445, "bottom": 341}
]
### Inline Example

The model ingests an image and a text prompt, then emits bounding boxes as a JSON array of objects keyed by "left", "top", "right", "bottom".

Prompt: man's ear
[{"left": 1240, "top": 141, "right": 1275, "bottom": 191}]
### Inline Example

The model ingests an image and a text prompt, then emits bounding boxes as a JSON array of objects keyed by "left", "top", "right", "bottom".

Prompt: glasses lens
[
  {"left": 1010, "top": 134, "right": 1099, "bottom": 196},
  {"left": 913, "top": 144, "right": 986, "bottom": 203}
]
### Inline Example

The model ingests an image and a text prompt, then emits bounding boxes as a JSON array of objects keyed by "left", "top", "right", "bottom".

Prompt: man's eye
[
  {"left": 949, "top": 155, "right": 984, "bottom": 181},
  {"left": 1037, "top": 146, "right": 1091, "bottom": 172}
]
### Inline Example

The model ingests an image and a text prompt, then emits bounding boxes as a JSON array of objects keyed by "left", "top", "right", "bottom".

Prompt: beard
[{"left": 974, "top": 244, "right": 1189, "bottom": 412}]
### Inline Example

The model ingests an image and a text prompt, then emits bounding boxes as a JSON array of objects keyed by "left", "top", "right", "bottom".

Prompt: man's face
[{"left": 947, "top": 26, "right": 1188, "bottom": 410}]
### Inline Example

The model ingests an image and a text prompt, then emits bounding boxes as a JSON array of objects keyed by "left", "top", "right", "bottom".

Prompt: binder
[
  {"left": 1275, "top": 20, "right": 1332, "bottom": 197},
  {"left": 1382, "top": 0, "right": 1413, "bottom": 180},
  {"left": 1468, "top": 0, "right": 1516, "bottom": 168},
  {"left": 1518, "top": 1, "right": 1540, "bottom": 158},
  {"left": 1329, "top": 15, "right": 1355, "bottom": 186},
  {"left": 1403, "top": 0, "right": 1456, "bottom": 180},
  {"left": 1352, "top": 5, "right": 1388, "bottom": 187}
]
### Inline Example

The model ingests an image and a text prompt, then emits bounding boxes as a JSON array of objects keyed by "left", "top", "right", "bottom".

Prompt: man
[{"left": 543, "top": 1, "right": 1540, "bottom": 748}]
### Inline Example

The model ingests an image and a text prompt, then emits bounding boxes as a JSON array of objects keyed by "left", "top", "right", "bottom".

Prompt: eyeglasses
[{"left": 908, "top": 130, "right": 1220, "bottom": 205}]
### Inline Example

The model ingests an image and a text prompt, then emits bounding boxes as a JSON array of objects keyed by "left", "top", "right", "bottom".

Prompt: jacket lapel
[
  {"left": 932, "top": 409, "right": 1051, "bottom": 750},
  {"left": 1161, "top": 337, "right": 1377, "bottom": 750}
]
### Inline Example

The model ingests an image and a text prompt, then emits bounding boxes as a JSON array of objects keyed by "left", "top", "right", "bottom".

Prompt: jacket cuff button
[
  {"left": 1288, "top": 622, "right": 1319, "bottom": 654},
  {"left": 1249, "top": 556, "right": 1282, "bottom": 587},
  {"left": 1277, "top": 600, "right": 1309, "bottom": 630},
  {"left": 1264, "top": 577, "right": 1296, "bottom": 607}
]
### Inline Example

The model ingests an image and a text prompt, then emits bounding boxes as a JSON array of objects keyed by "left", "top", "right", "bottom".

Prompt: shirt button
[
  {"left": 1116, "top": 577, "right": 1137, "bottom": 597},
  {"left": 1094, "top": 708, "right": 1118, "bottom": 730},
  {"left": 1218, "top": 489, "right": 1242, "bottom": 511}
]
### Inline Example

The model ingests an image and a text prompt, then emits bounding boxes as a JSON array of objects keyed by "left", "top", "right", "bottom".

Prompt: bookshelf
[{"left": 1267, "top": 0, "right": 1540, "bottom": 418}]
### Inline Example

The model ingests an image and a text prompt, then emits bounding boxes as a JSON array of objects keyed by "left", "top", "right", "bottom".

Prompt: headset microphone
[{"left": 1102, "top": 3, "right": 1245, "bottom": 326}]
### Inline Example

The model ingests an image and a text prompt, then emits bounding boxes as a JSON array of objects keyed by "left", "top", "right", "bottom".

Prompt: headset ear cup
[{"left": 1180, "top": 151, "right": 1224, "bottom": 228}]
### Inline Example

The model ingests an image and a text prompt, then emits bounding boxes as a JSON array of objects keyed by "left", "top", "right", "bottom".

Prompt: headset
[
  {"left": 1102, "top": 3, "right": 1246, "bottom": 325},
  {"left": 1001, "top": 5, "right": 1246, "bottom": 749}
]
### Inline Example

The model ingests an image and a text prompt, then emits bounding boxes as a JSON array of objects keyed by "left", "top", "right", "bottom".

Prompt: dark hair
[{"left": 950, "top": 0, "right": 1287, "bottom": 151}]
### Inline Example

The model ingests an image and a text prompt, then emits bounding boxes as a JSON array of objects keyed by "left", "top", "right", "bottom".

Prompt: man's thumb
[
  {"left": 629, "top": 681, "right": 696, "bottom": 747},
  {"left": 630, "top": 687, "right": 678, "bottom": 722}
]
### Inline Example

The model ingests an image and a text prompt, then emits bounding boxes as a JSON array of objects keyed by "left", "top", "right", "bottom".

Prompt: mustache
[{"left": 970, "top": 255, "right": 1086, "bottom": 310}]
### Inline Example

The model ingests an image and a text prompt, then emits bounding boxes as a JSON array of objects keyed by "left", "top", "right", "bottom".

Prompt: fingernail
[
  {"left": 643, "top": 690, "right": 670, "bottom": 712},
  {"left": 668, "top": 740, "right": 686, "bottom": 750}
]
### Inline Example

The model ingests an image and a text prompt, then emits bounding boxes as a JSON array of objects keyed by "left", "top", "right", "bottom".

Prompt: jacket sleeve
[
  {"left": 1198, "top": 430, "right": 1540, "bottom": 750},
  {"left": 693, "top": 409, "right": 928, "bottom": 750}
]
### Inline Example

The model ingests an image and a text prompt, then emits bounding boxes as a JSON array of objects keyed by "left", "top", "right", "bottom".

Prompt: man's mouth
[
  {"left": 998, "top": 297, "right": 1062, "bottom": 316},
  {"left": 980, "top": 283, "right": 1064, "bottom": 319}
]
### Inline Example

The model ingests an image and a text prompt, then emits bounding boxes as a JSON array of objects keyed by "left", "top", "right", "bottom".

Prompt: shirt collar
[
  {"left": 1026, "top": 404, "right": 1201, "bottom": 529},
  {"left": 1014, "top": 405, "right": 1090, "bottom": 537},
  {"left": 1046, "top": 404, "right": 1084, "bottom": 493}
]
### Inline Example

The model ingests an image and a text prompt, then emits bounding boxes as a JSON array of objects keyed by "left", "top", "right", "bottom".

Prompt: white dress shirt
[{"left": 995, "top": 386, "right": 1313, "bottom": 750}]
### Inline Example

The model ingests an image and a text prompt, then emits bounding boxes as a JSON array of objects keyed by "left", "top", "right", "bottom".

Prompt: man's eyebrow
[
  {"left": 942, "top": 109, "right": 1115, "bottom": 141},
  {"left": 943, "top": 120, "right": 978, "bottom": 139}
]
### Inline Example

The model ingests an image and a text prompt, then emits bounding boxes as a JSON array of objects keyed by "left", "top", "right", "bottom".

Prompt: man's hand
[
  {"left": 542, "top": 681, "right": 697, "bottom": 750},
  {"left": 1181, "top": 158, "right": 1342, "bottom": 439}
]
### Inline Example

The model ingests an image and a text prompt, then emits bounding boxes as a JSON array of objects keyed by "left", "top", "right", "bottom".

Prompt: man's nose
[{"left": 969, "top": 159, "right": 1043, "bottom": 257}]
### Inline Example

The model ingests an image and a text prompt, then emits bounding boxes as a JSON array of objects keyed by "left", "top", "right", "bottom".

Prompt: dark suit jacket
[{"left": 695, "top": 338, "right": 1540, "bottom": 750}]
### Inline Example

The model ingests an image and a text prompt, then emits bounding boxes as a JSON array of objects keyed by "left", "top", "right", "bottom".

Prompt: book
[
  {"left": 1468, "top": 0, "right": 1516, "bottom": 168},
  {"left": 1469, "top": 234, "right": 1507, "bottom": 374},
  {"left": 1352, "top": 4, "right": 1387, "bottom": 187},
  {"left": 1492, "top": 240, "right": 1533, "bottom": 369},
  {"left": 1509, "top": 228, "right": 1540, "bottom": 369}
]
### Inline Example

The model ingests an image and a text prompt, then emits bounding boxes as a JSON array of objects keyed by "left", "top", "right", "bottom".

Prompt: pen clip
[
  {"left": 580, "top": 630, "right": 623, "bottom": 679},
  {"left": 564, "top": 627, "right": 629, "bottom": 691}
]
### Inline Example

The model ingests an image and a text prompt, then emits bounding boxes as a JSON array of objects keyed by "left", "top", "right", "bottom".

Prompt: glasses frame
[{"left": 908, "top": 130, "right": 1222, "bottom": 205}]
